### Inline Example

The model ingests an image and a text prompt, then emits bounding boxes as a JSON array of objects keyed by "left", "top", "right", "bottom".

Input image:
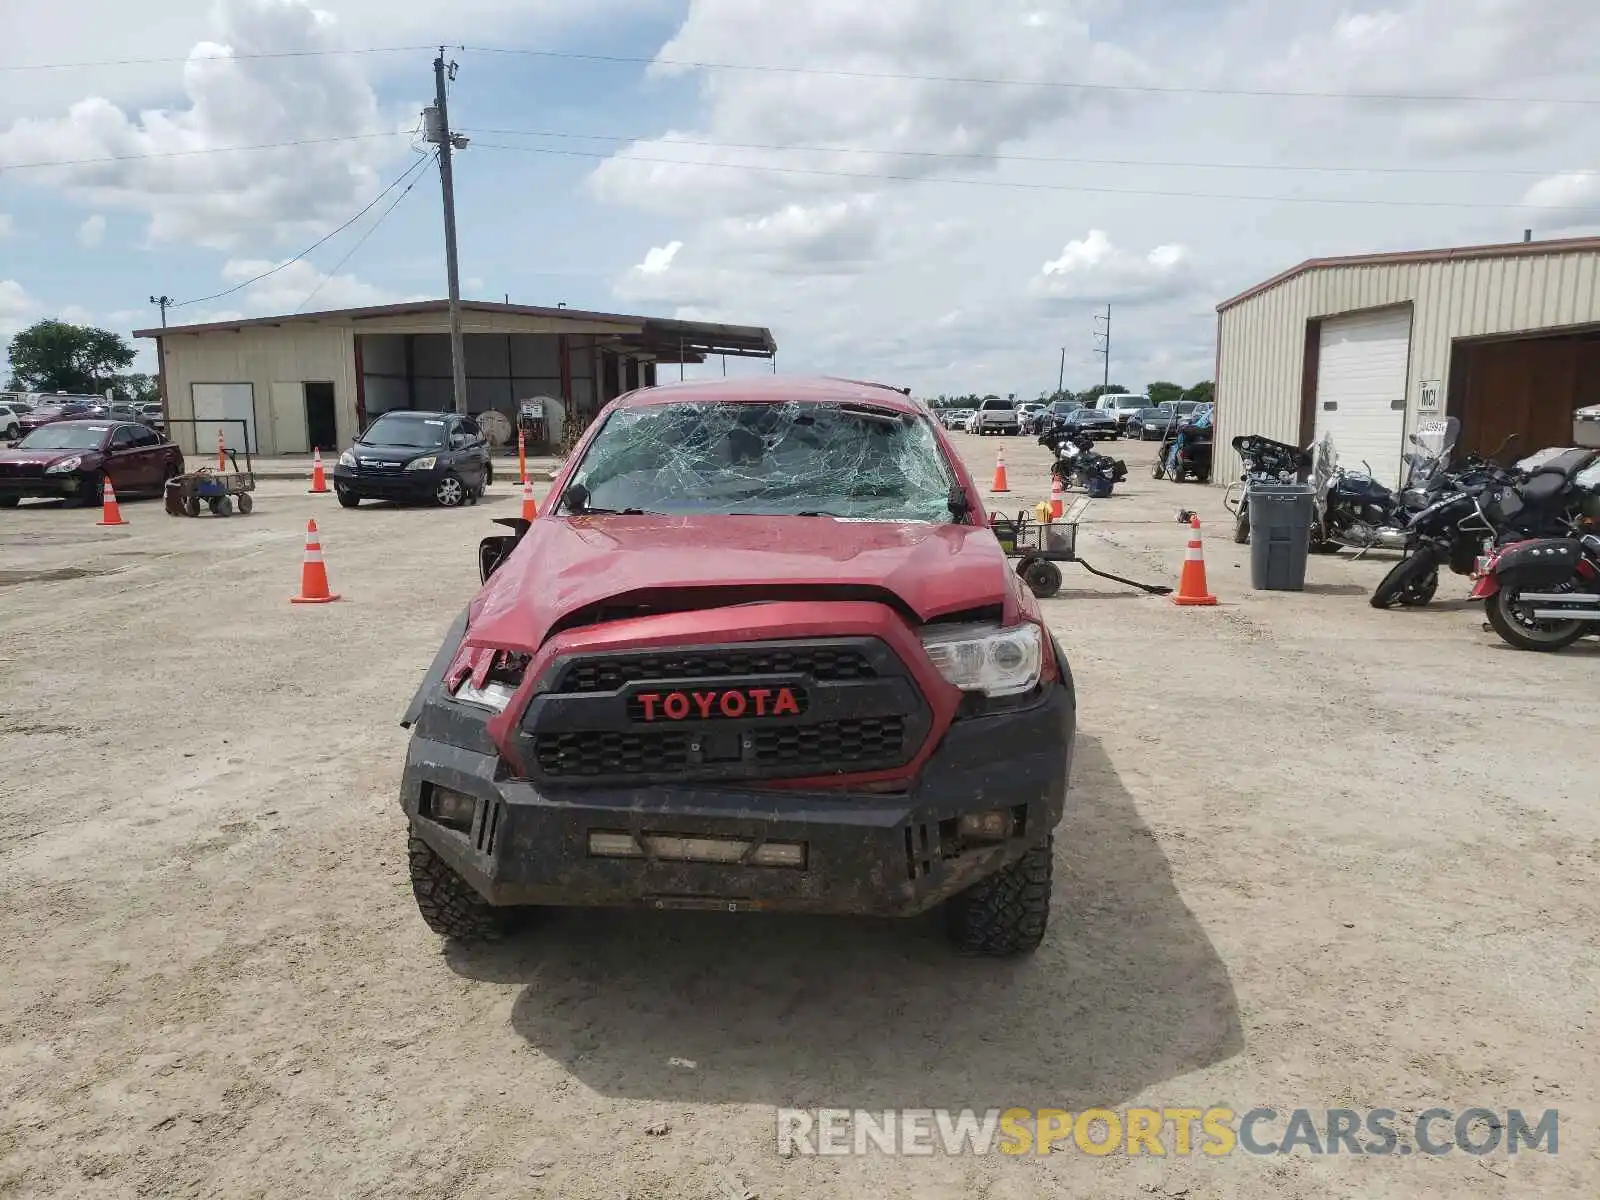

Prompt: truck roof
[{"left": 618, "top": 376, "right": 925, "bottom": 415}]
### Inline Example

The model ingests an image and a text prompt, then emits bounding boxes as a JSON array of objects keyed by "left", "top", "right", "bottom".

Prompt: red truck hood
[{"left": 471, "top": 514, "right": 1011, "bottom": 644}]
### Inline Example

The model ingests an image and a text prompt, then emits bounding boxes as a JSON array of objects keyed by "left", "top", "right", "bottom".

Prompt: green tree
[
  {"left": 5, "top": 319, "right": 136, "bottom": 394},
  {"left": 114, "top": 373, "right": 160, "bottom": 405},
  {"left": 1183, "top": 380, "right": 1214, "bottom": 406},
  {"left": 1145, "top": 380, "right": 1184, "bottom": 406},
  {"left": 1077, "top": 383, "right": 1128, "bottom": 406}
]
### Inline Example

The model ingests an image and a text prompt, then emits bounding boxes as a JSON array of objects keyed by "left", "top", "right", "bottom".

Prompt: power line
[
  {"left": 462, "top": 126, "right": 1597, "bottom": 180},
  {"left": 0, "top": 45, "right": 433, "bottom": 71},
  {"left": 168, "top": 151, "right": 435, "bottom": 309},
  {"left": 2, "top": 41, "right": 1596, "bottom": 107},
  {"left": 1, "top": 132, "right": 410, "bottom": 172},
  {"left": 461, "top": 46, "right": 1600, "bottom": 108},
  {"left": 469, "top": 142, "right": 1599, "bottom": 212},
  {"left": 297, "top": 153, "right": 436, "bottom": 312}
]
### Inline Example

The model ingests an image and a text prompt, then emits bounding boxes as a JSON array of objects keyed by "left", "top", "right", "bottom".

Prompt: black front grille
[
  {"left": 523, "top": 637, "right": 927, "bottom": 785},
  {"left": 534, "top": 729, "right": 692, "bottom": 778},
  {"left": 559, "top": 646, "right": 875, "bottom": 693},
  {"left": 749, "top": 717, "right": 905, "bottom": 765}
]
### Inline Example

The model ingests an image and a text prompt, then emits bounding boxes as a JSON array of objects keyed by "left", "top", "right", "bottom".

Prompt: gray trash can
[{"left": 1248, "top": 484, "right": 1314, "bottom": 591}]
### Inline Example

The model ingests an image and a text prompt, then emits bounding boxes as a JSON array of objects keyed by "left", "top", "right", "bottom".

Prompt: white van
[{"left": 1096, "top": 393, "right": 1149, "bottom": 434}]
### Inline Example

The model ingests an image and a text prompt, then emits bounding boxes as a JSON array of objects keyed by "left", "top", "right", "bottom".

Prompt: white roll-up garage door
[{"left": 1313, "top": 307, "right": 1411, "bottom": 488}]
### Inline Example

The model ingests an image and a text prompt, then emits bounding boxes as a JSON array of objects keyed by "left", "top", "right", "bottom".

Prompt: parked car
[
  {"left": 1017, "top": 403, "right": 1047, "bottom": 434},
  {"left": 1127, "top": 406, "right": 1176, "bottom": 441},
  {"left": 1035, "top": 401, "right": 1082, "bottom": 441},
  {"left": 332, "top": 409, "right": 494, "bottom": 508},
  {"left": 17, "top": 399, "right": 99, "bottom": 438},
  {"left": 1061, "top": 406, "right": 1121, "bottom": 441},
  {"left": 939, "top": 408, "right": 972, "bottom": 430},
  {"left": 1158, "top": 400, "right": 1200, "bottom": 424},
  {"left": 134, "top": 402, "right": 166, "bottom": 432},
  {"left": 1095, "top": 393, "right": 1148, "bottom": 434},
  {"left": 402, "top": 376, "right": 1078, "bottom": 956},
  {"left": 0, "top": 419, "right": 184, "bottom": 507},
  {"left": 970, "top": 397, "right": 1021, "bottom": 435},
  {"left": 0, "top": 401, "right": 32, "bottom": 441}
]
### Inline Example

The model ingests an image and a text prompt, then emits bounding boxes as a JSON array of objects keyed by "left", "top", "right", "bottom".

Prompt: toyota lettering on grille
[{"left": 632, "top": 687, "right": 804, "bottom": 722}]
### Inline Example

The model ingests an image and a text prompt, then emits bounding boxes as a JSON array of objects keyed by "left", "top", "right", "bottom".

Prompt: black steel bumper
[
  {"left": 400, "top": 679, "right": 1075, "bottom": 917},
  {"left": 331, "top": 465, "right": 441, "bottom": 500}
]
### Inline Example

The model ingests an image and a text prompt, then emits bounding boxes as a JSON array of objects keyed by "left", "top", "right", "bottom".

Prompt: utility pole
[
  {"left": 425, "top": 49, "right": 469, "bottom": 413},
  {"left": 1093, "top": 304, "right": 1111, "bottom": 389},
  {"left": 1057, "top": 347, "right": 1065, "bottom": 396},
  {"left": 149, "top": 295, "right": 171, "bottom": 327}
]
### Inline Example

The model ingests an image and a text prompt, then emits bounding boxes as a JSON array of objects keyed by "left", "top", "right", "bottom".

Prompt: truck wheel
[
  {"left": 407, "top": 833, "right": 508, "bottom": 941},
  {"left": 945, "top": 839, "right": 1053, "bottom": 957}
]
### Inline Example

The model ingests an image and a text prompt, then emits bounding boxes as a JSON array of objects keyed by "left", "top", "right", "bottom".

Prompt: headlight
[
  {"left": 45, "top": 456, "right": 82, "bottom": 474},
  {"left": 406, "top": 455, "right": 438, "bottom": 471},
  {"left": 919, "top": 622, "right": 1043, "bottom": 697},
  {"left": 337, "top": 450, "right": 356, "bottom": 468},
  {"left": 453, "top": 679, "right": 516, "bottom": 711}
]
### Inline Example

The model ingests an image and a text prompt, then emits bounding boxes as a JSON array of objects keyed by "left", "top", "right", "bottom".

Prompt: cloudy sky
[{"left": 3, "top": 0, "right": 1598, "bottom": 396}]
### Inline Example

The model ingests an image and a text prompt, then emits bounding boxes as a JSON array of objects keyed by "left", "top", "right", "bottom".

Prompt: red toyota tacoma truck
[{"left": 399, "top": 377, "right": 1076, "bottom": 956}]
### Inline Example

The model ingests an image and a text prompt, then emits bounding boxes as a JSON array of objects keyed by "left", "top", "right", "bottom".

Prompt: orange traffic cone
[
  {"left": 216, "top": 428, "right": 227, "bottom": 472},
  {"left": 520, "top": 477, "right": 539, "bottom": 521},
  {"left": 1050, "top": 475, "right": 1065, "bottom": 519},
  {"left": 308, "top": 447, "right": 330, "bottom": 494},
  {"left": 990, "top": 449, "right": 1010, "bottom": 493},
  {"left": 96, "top": 477, "right": 128, "bottom": 526},
  {"left": 290, "top": 519, "right": 340, "bottom": 604},
  {"left": 1173, "top": 515, "right": 1218, "bottom": 606}
]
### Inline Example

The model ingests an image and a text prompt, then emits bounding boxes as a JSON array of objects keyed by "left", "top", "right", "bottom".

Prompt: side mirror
[{"left": 478, "top": 535, "right": 516, "bottom": 582}]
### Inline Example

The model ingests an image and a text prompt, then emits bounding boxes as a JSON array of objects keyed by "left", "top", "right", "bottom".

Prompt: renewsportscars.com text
[{"left": 776, "top": 1107, "right": 1559, "bottom": 1158}]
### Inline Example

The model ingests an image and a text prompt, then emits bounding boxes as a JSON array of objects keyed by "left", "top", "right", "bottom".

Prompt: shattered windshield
[{"left": 565, "top": 400, "right": 958, "bottom": 520}]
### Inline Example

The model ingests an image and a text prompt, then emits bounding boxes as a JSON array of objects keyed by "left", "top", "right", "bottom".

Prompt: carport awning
[{"left": 632, "top": 317, "right": 777, "bottom": 362}]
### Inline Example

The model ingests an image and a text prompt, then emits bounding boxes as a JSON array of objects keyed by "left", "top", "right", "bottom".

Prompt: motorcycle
[
  {"left": 1154, "top": 404, "right": 1213, "bottom": 483},
  {"left": 1309, "top": 417, "right": 1461, "bottom": 555},
  {"left": 1368, "top": 441, "right": 1532, "bottom": 608},
  {"left": 1049, "top": 431, "right": 1127, "bottom": 498},
  {"left": 1470, "top": 528, "right": 1600, "bottom": 651},
  {"left": 1223, "top": 434, "right": 1313, "bottom": 544}
]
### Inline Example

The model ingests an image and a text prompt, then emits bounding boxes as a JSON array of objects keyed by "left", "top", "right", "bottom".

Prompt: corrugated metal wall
[
  {"left": 1214, "top": 249, "right": 1600, "bottom": 478},
  {"left": 161, "top": 325, "right": 357, "bottom": 457}
]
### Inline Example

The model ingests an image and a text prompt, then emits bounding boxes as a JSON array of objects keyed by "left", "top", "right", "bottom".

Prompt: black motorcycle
[
  {"left": 1224, "top": 434, "right": 1313, "bottom": 544},
  {"left": 1049, "top": 431, "right": 1127, "bottom": 498},
  {"left": 1373, "top": 444, "right": 1598, "bottom": 608},
  {"left": 1309, "top": 418, "right": 1462, "bottom": 554}
]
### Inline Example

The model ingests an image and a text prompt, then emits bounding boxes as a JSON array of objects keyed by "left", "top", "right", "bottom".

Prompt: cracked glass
[{"left": 562, "top": 400, "right": 959, "bottom": 520}]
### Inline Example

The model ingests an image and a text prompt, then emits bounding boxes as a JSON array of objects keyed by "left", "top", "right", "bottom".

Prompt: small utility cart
[
  {"left": 164, "top": 448, "right": 257, "bottom": 518},
  {"left": 989, "top": 507, "right": 1080, "bottom": 597},
  {"left": 989, "top": 501, "right": 1174, "bottom": 599}
]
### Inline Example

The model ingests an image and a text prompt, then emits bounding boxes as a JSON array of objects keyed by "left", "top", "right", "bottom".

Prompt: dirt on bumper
[{"left": 400, "top": 683, "right": 1074, "bottom": 917}]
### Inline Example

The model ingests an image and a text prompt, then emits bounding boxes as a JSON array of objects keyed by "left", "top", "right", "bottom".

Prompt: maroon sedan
[{"left": 0, "top": 420, "right": 184, "bottom": 508}]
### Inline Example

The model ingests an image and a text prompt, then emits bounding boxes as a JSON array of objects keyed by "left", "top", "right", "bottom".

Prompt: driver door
[{"left": 105, "top": 424, "right": 157, "bottom": 493}]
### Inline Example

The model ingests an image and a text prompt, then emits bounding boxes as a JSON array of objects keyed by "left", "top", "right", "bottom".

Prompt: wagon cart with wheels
[
  {"left": 164, "top": 447, "right": 257, "bottom": 518},
  {"left": 989, "top": 503, "right": 1174, "bottom": 599}
]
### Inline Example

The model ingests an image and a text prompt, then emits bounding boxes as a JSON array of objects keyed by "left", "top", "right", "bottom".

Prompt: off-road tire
[
  {"left": 945, "top": 839, "right": 1053, "bottom": 957},
  {"left": 407, "top": 833, "right": 508, "bottom": 941},
  {"left": 1371, "top": 546, "right": 1441, "bottom": 609}
]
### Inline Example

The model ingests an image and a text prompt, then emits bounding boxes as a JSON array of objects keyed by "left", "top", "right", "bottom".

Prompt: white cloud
[
  {"left": 1522, "top": 172, "right": 1600, "bottom": 228},
  {"left": 635, "top": 241, "right": 683, "bottom": 276},
  {"left": 214, "top": 258, "right": 425, "bottom": 313},
  {"left": 77, "top": 214, "right": 107, "bottom": 247},
  {"left": 1033, "top": 229, "right": 1199, "bottom": 305},
  {"left": 1, "top": 280, "right": 38, "bottom": 341},
  {"left": 0, "top": 0, "right": 408, "bottom": 250}
]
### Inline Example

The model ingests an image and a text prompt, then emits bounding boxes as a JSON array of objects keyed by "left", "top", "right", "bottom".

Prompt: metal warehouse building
[
  {"left": 134, "top": 301, "right": 776, "bottom": 457},
  {"left": 1214, "top": 235, "right": 1600, "bottom": 487}
]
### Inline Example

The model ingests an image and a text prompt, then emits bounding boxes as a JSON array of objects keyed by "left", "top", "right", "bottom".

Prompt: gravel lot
[{"left": 2, "top": 432, "right": 1596, "bottom": 1198}]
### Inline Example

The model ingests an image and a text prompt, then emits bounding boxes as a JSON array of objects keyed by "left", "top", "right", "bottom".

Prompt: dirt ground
[{"left": 1, "top": 431, "right": 1596, "bottom": 1199}]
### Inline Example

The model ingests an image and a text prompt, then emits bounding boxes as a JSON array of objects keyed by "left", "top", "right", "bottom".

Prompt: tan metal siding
[
  {"left": 160, "top": 325, "right": 356, "bottom": 456},
  {"left": 1214, "top": 248, "right": 1600, "bottom": 480}
]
